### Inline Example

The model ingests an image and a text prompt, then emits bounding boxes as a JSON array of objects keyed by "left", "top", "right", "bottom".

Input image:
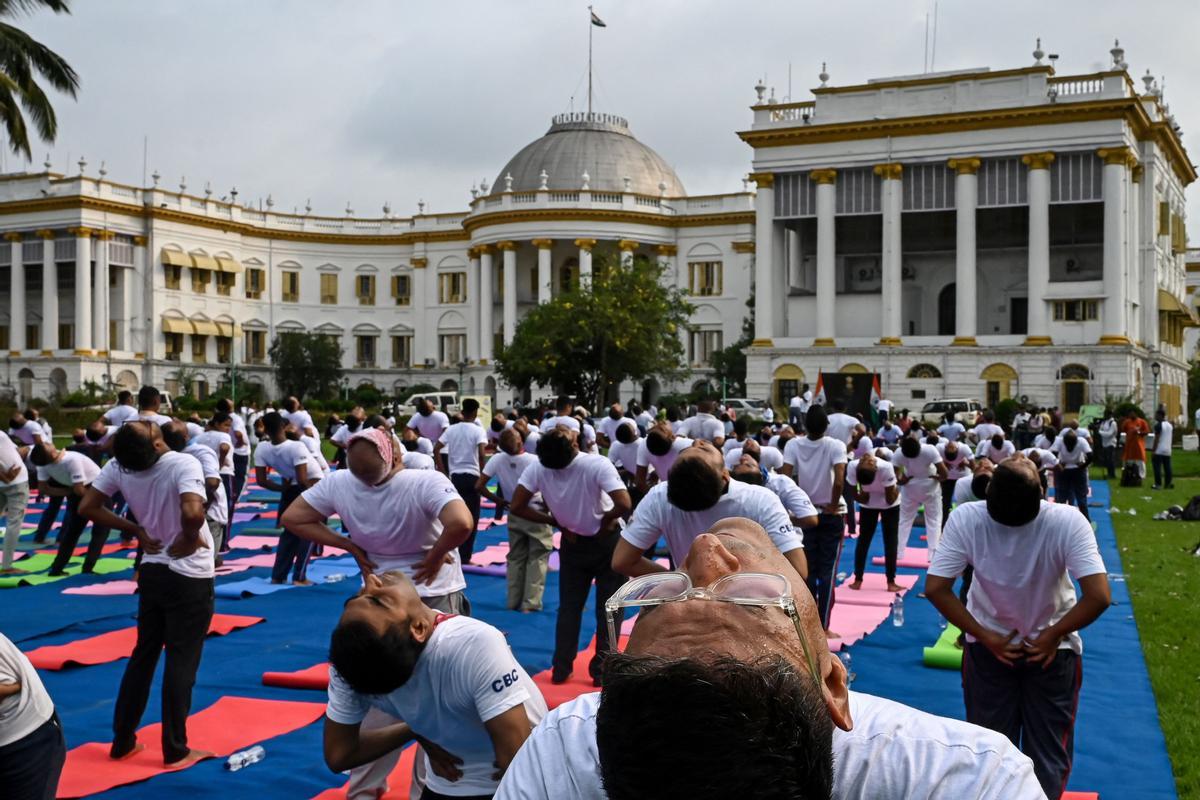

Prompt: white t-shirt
[
  {"left": 1033, "top": 433, "right": 1056, "bottom": 451},
  {"left": 327, "top": 616, "right": 547, "bottom": 798},
  {"left": 487, "top": 419, "right": 516, "bottom": 444},
  {"left": 299, "top": 435, "right": 331, "bottom": 476},
  {"left": 721, "top": 437, "right": 747, "bottom": 454},
  {"left": 0, "top": 431, "right": 27, "bottom": 486},
  {"left": 185, "top": 421, "right": 205, "bottom": 441},
  {"left": 103, "top": 404, "right": 138, "bottom": 426},
  {"left": 783, "top": 436, "right": 848, "bottom": 512},
  {"left": 0, "top": 633, "right": 55, "bottom": 748},
  {"left": 9, "top": 420, "right": 43, "bottom": 446},
  {"left": 846, "top": 459, "right": 900, "bottom": 509},
  {"left": 607, "top": 437, "right": 642, "bottom": 473},
  {"left": 724, "top": 445, "right": 784, "bottom": 473},
  {"left": 330, "top": 424, "right": 353, "bottom": 449},
  {"left": 1153, "top": 421, "right": 1173, "bottom": 456},
  {"left": 408, "top": 410, "right": 450, "bottom": 443},
  {"left": 1098, "top": 419, "right": 1118, "bottom": 448},
  {"left": 938, "top": 442, "right": 973, "bottom": 480},
  {"left": 877, "top": 399, "right": 893, "bottom": 414},
  {"left": 851, "top": 436, "right": 873, "bottom": 459},
  {"left": 36, "top": 450, "right": 100, "bottom": 487},
  {"left": 302, "top": 469, "right": 466, "bottom": 597},
  {"left": 636, "top": 436, "right": 693, "bottom": 479},
  {"left": 403, "top": 452, "right": 436, "bottom": 471},
  {"left": 286, "top": 409, "right": 317, "bottom": 437},
  {"left": 596, "top": 415, "right": 626, "bottom": 444},
  {"left": 766, "top": 473, "right": 819, "bottom": 524},
  {"left": 623, "top": 480, "right": 803, "bottom": 560},
  {"left": 523, "top": 429, "right": 541, "bottom": 456},
  {"left": 681, "top": 413, "right": 724, "bottom": 443},
  {"left": 1022, "top": 448, "right": 1059, "bottom": 471},
  {"left": 518, "top": 454, "right": 625, "bottom": 536},
  {"left": 826, "top": 413, "right": 859, "bottom": 445},
  {"left": 91, "top": 451, "right": 215, "bottom": 579},
  {"left": 1050, "top": 436, "right": 1092, "bottom": 469},
  {"left": 539, "top": 415, "right": 580, "bottom": 434},
  {"left": 184, "top": 441, "right": 228, "bottom": 526},
  {"left": 439, "top": 422, "right": 488, "bottom": 476},
  {"left": 254, "top": 439, "right": 315, "bottom": 484},
  {"left": 975, "top": 439, "right": 1016, "bottom": 463},
  {"left": 972, "top": 422, "right": 1004, "bottom": 441},
  {"left": 483, "top": 451, "right": 538, "bottom": 501},
  {"left": 230, "top": 414, "right": 250, "bottom": 456},
  {"left": 193, "top": 430, "right": 234, "bottom": 475},
  {"left": 951, "top": 475, "right": 982, "bottom": 506},
  {"left": 635, "top": 410, "right": 654, "bottom": 430},
  {"left": 892, "top": 444, "right": 944, "bottom": 484},
  {"left": 929, "top": 501, "right": 1106, "bottom": 654},
  {"left": 495, "top": 690, "right": 1043, "bottom": 800},
  {"left": 133, "top": 411, "right": 173, "bottom": 427},
  {"left": 938, "top": 421, "right": 966, "bottom": 441}
]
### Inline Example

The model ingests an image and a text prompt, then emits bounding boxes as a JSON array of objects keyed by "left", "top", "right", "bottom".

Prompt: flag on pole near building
[
  {"left": 813, "top": 373, "right": 827, "bottom": 407},
  {"left": 868, "top": 373, "right": 882, "bottom": 429},
  {"left": 590, "top": 8, "right": 607, "bottom": 26}
]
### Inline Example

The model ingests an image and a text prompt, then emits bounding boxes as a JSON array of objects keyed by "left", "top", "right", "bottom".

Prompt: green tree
[
  {"left": 0, "top": 1, "right": 79, "bottom": 159},
  {"left": 269, "top": 332, "right": 344, "bottom": 401},
  {"left": 495, "top": 254, "right": 693, "bottom": 411},
  {"left": 708, "top": 290, "right": 755, "bottom": 397}
]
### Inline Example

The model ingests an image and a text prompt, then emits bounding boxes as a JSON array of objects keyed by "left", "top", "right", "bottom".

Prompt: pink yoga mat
[
  {"left": 62, "top": 580, "right": 140, "bottom": 596},
  {"left": 828, "top": 601, "right": 896, "bottom": 649},
  {"left": 226, "top": 535, "right": 279, "bottom": 550},
  {"left": 469, "top": 544, "right": 509, "bottom": 566},
  {"left": 837, "top": 572, "right": 918, "bottom": 607},
  {"left": 872, "top": 547, "right": 930, "bottom": 569}
]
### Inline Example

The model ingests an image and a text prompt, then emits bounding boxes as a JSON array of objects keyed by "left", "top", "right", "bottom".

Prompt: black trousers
[
  {"left": 940, "top": 479, "right": 957, "bottom": 530},
  {"left": 803, "top": 513, "right": 844, "bottom": 630},
  {"left": 420, "top": 789, "right": 492, "bottom": 800},
  {"left": 963, "top": 642, "right": 1081, "bottom": 800},
  {"left": 1102, "top": 445, "right": 1117, "bottom": 479},
  {"left": 554, "top": 532, "right": 626, "bottom": 678},
  {"left": 33, "top": 493, "right": 63, "bottom": 543},
  {"left": 271, "top": 484, "right": 312, "bottom": 583},
  {"left": 49, "top": 492, "right": 112, "bottom": 574},
  {"left": 220, "top": 473, "right": 235, "bottom": 551},
  {"left": 0, "top": 712, "right": 65, "bottom": 800},
  {"left": 450, "top": 472, "right": 482, "bottom": 562},
  {"left": 842, "top": 482, "right": 857, "bottom": 534},
  {"left": 1056, "top": 468, "right": 1090, "bottom": 521},
  {"left": 112, "top": 563, "right": 215, "bottom": 763},
  {"left": 231, "top": 453, "right": 249, "bottom": 508},
  {"left": 854, "top": 505, "right": 899, "bottom": 582},
  {"left": 1151, "top": 454, "right": 1173, "bottom": 487}
]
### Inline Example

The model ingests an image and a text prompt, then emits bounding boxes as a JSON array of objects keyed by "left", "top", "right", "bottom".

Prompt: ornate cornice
[
  {"left": 34, "top": 228, "right": 54, "bottom": 240},
  {"left": 810, "top": 169, "right": 837, "bottom": 185},
  {"left": 496, "top": 240, "right": 517, "bottom": 251},
  {"left": 747, "top": 171, "right": 775, "bottom": 188},
  {"left": 1097, "top": 145, "right": 1137, "bottom": 168},
  {"left": 655, "top": 244, "right": 678, "bottom": 257},
  {"left": 531, "top": 238, "right": 554, "bottom": 249},
  {"left": 872, "top": 163, "right": 903, "bottom": 180},
  {"left": 2, "top": 232, "right": 21, "bottom": 243},
  {"left": 617, "top": 239, "right": 638, "bottom": 251},
  {"left": 463, "top": 207, "right": 754, "bottom": 233},
  {"left": 93, "top": 230, "right": 116, "bottom": 241},
  {"left": 946, "top": 157, "right": 982, "bottom": 175},
  {"left": 410, "top": 257, "right": 428, "bottom": 269},
  {"left": 131, "top": 235, "right": 146, "bottom": 246},
  {"left": 574, "top": 238, "right": 597, "bottom": 251},
  {"left": 66, "top": 226, "right": 94, "bottom": 237},
  {"left": 1021, "top": 151, "right": 1056, "bottom": 170}
]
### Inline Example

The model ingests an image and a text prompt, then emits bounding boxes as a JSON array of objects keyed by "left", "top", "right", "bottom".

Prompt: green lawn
[{"left": 1101, "top": 450, "right": 1200, "bottom": 800}]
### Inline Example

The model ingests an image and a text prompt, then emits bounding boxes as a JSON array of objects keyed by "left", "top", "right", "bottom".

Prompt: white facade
[
  {"left": 742, "top": 56, "right": 1195, "bottom": 421},
  {"left": 0, "top": 113, "right": 754, "bottom": 407}
]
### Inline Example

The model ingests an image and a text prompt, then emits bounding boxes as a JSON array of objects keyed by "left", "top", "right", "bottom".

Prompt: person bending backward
[
  {"left": 614, "top": 440, "right": 810, "bottom": 580},
  {"left": 78, "top": 422, "right": 216, "bottom": 768},
  {"left": 680, "top": 399, "right": 725, "bottom": 447},
  {"left": 1049, "top": 429, "right": 1092, "bottom": 520},
  {"left": 892, "top": 436, "right": 949, "bottom": 558},
  {"left": 635, "top": 423, "right": 693, "bottom": 495},
  {"left": 0, "top": 431, "right": 29, "bottom": 574},
  {"left": 495, "top": 517, "right": 1046, "bottom": 800},
  {"left": 927, "top": 457, "right": 1111, "bottom": 799},
  {"left": 724, "top": 435, "right": 785, "bottom": 473},
  {"left": 728, "top": 448, "right": 820, "bottom": 535},
  {"left": 323, "top": 571, "right": 547, "bottom": 800},
  {"left": 477, "top": 428, "right": 554, "bottom": 612},
  {"left": 845, "top": 452, "right": 903, "bottom": 592},
  {"left": 435, "top": 398, "right": 488, "bottom": 562},
  {"left": 408, "top": 398, "right": 451, "bottom": 445},
  {"left": 509, "top": 427, "right": 631, "bottom": 685},
  {"left": 30, "top": 441, "right": 113, "bottom": 576},
  {"left": 254, "top": 412, "right": 322, "bottom": 585},
  {"left": 781, "top": 406, "right": 847, "bottom": 635}
]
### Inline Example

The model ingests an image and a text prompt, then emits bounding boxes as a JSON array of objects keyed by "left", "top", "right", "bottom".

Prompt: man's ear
[
  {"left": 823, "top": 655, "right": 853, "bottom": 732},
  {"left": 409, "top": 612, "right": 433, "bottom": 645}
]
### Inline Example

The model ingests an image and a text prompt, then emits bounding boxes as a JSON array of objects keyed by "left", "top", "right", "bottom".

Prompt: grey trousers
[{"left": 0, "top": 482, "right": 29, "bottom": 570}]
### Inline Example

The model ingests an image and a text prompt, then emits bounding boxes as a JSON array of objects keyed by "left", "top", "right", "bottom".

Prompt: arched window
[{"left": 907, "top": 363, "right": 943, "bottom": 379}]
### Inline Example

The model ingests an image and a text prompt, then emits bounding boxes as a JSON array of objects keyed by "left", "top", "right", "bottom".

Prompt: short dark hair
[
  {"left": 364, "top": 414, "right": 388, "bottom": 429},
  {"left": 112, "top": 422, "right": 160, "bottom": 472},
  {"left": 462, "top": 398, "right": 480, "bottom": 415},
  {"left": 805, "top": 406, "right": 828, "bottom": 437},
  {"left": 555, "top": 395, "right": 572, "bottom": 413},
  {"left": 29, "top": 443, "right": 52, "bottom": 466},
  {"left": 733, "top": 417, "right": 749, "bottom": 436},
  {"left": 986, "top": 462, "right": 1042, "bottom": 526},
  {"left": 645, "top": 427, "right": 672, "bottom": 456},
  {"left": 856, "top": 465, "right": 877, "bottom": 486},
  {"left": 667, "top": 454, "right": 724, "bottom": 511},
  {"left": 615, "top": 421, "right": 637, "bottom": 445},
  {"left": 215, "top": 398, "right": 233, "bottom": 414},
  {"left": 597, "top": 654, "right": 834, "bottom": 800},
  {"left": 730, "top": 463, "right": 765, "bottom": 486},
  {"left": 137, "top": 385, "right": 160, "bottom": 410},
  {"left": 210, "top": 411, "right": 231, "bottom": 427},
  {"left": 328, "top": 619, "right": 422, "bottom": 696},
  {"left": 971, "top": 473, "right": 992, "bottom": 500},
  {"left": 117, "top": 390, "right": 132, "bottom": 404},
  {"left": 262, "top": 411, "right": 287, "bottom": 438},
  {"left": 899, "top": 437, "right": 920, "bottom": 458},
  {"left": 537, "top": 427, "right": 575, "bottom": 470}
]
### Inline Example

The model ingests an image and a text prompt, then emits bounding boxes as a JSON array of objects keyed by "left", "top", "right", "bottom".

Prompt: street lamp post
[
  {"left": 457, "top": 360, "right": 468, "bottom": 395},
  {"left": 341, "top": 376, "right": 350, "bottom": 403},
  {"left": 1151, "top": 360, "right": 1161, "bottom": 416}
]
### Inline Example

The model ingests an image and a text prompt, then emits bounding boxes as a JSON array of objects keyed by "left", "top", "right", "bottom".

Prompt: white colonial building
[
  {"left": 743, "top": 44, "right": 1195, "bottom": 420},
  {"left": 0, "top": 112, "right": 754, "bottom": 407}
]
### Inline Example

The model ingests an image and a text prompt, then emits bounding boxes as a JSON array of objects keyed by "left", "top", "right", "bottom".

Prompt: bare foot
[
  {"left": 0, "top": 567, "right": 27, "bottom": 575},
  {"left": 165, "top": 748, "right": 214, "bottom": 769},
  {"left": 110, "top": 742, "right": 145, "bottom": 761},
  {"left": 825, "top": 629, "right": 841, "bottom": 639},
  {"left": 886, "top": 583, "right": 903, "bottom": 592},
  {"left": 847, "top": 580, "right": 862, "bottom": 590},
  {"left": 293, "top": 579, "right": 315, "bottom": 586}
]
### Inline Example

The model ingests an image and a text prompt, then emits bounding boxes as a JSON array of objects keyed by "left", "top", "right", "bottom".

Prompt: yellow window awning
[
  {"left": 213, "top": 320, "right": 242, "bottom": 337},
  {"left": 191, "top": 319, "right": 220, "bottom": 336},
  {"left": 1158, "top": 288, "right": 1185, "bottom": 314},
  {"left": 161, "top": 250, "right": 191, "bottom": 268},
  {"left": 215, "top": 256, "right": 244, "bottom": 274},
  {"left": 189, "top": 253, "right": 218, "bottom": 271},
  {"left": 161, "top": 317, "right": 193, "bottom": 334}
]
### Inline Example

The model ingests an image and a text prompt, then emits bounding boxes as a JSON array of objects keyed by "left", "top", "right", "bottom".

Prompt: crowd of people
[{"left": 0, "top": 384, "right": 1137, "bottom": 799}]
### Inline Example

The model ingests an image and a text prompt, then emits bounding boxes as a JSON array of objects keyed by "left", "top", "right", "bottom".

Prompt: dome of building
[{"left": 493, "top": 112, "right": 686, "bottom": 197}]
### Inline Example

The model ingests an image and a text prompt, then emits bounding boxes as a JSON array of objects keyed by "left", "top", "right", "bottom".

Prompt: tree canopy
[
  {"left": 0, "top": 0, "right": 79, "bottom": 159},
  {"left": 269, "top": 332, "right": 344, "bottom": 401},
  {"left": 495, "top": 254, "right": 692, "bottom": 410}
]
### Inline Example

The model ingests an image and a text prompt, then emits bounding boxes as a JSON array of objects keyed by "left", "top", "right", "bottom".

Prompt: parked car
[
  {"left": 918, "top": 398, "right": 983, "bottom": 426},
  {"left": 395, "top": 392, "right": 459, "bottom": 417},
  {"left": 722, "top": 397, "right": 770, "bottom": 421}
]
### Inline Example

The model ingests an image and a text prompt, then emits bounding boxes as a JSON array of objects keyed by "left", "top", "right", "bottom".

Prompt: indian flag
[
  {"left": 813, "top": 373, "right": 827, "bottom": 407},
  {"left": 869, "top": 374, "right": 882, "bottom": 429},
  {"left": 590, "top": 8, "right": 607, "bottom": 26}
]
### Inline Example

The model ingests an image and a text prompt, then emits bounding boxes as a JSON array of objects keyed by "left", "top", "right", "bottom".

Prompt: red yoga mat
[
  {"left": 531, "top": 635, "right": 626, "bottom": 710},
  {"left": 26, "top": 614, "right": 264, "bottom": 670},
  {"left": 1062, "top": 793, "right": 1099, "bottom": 800},
  {"left": 56, "top": 695, "right": 325, "bottom": 798},
  {"left": 262, "top": 662, "right": 330, "bottom": 690},
  {"left": 310, "top": 742, "right": 417, "bottom": 800}
]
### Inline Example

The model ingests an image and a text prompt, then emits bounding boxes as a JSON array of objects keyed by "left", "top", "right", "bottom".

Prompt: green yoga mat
[
  {"left": 238, "top": 526, "right": 284, "bottom": 537},
  {"left": 922, "top": 624, "right": 964, "bottom": 670},
  {"left": 0, "top": 554, "right": 135, "bottom": 588}
]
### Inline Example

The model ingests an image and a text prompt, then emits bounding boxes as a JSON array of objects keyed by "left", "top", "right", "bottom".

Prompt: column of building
[
  {"left": 575, "top": 238, "right": 595, "bottom": 282},
  {"left": 532, "top": 239, "right": 553, "bottom": 304},
  {"left": 811, "top": 169, "right": 837, "bottom": 346},
  {"left": 618, "top": 239, "right": 637, "bottom": 267},
  {"left": 466, "top": 247, "right": 481, "bottom": 361},
  {"left": 749, "top": 172, "right": 775, "bottom": 346},
  {"left": 69, "top": 227, "right": 92, "bottom": 354},
  {"left": 1021, "top": 152, "right": 1054, "bottom": 346},
  {"left": 947, "top": 157, "right": 981, "bottom": 345},
  {"left": 411, "top": 256, "right": 428, "bottom": 366},
  {"left": 5, "top": 233, "right": 23, "bottom": 354},
  {"left": 1097, "top": 146, "right": 1135, "bottom": 345},
  {"left": 93, "top": 230, "right": 112, "bottom": 354},
  {"left": 478, "top": 244, "right": 494, "bottom": 363},
  {"left": 498, "top": 240, "right": 517, "bottom": 344},
  {"left": 37, "top": 230, "right": 57, "bottom": 354},
  {"left": 128, "top": 235, "right": 146, "bottom": 356},
  {"left": 874, "top": 163, "right": 903, "bottom": 345}
]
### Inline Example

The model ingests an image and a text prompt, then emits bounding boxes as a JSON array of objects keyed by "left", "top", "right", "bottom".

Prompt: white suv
[{"left": 918, "top": 399, "right": 983, "bottom": 426}]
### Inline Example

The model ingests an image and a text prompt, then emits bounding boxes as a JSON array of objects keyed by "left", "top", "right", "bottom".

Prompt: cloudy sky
[{"left": 14, "top": 0, "right": 1200, "bottom": 221}]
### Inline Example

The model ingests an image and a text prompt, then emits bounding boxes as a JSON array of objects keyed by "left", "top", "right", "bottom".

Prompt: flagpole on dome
[{"left": 588, "top": 6, "right": 606, "bottom": 116}]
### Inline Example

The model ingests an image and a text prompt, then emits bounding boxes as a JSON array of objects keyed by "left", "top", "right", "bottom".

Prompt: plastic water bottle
[
  {"left": 938, "top": 613, "right": 948, "bottom": 630},
  {"left": 324, "top": 572, "right": 347, "bottom": 584},
  {"left": 225, "top": 745, "right": 265, "bottom": 771},
  {"left": 892, "top": 594, "right": 905, "bottom": 627},
  {"left": 837, "top": 651, "right": 856, "bottom": 685}
]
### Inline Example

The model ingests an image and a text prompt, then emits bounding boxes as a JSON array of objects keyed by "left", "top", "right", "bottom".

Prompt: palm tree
[{"left": 0, "top": 0, "right": 78, "bottom": 160}]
